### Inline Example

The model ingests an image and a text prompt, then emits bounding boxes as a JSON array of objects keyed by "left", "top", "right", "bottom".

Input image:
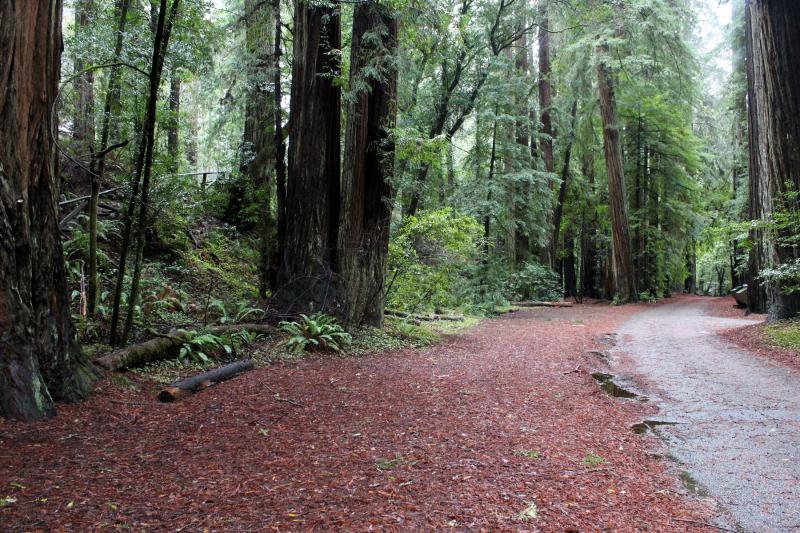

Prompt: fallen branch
[
  {"left": 384, "top": 309, "right": 465, "bottom": 322},
  {"left": 95, "top": 323, "right": 273, "bottom": 371},
  {"left": 265, "top": 386, "right": 304, "bottom": 407},
  {"left": 59, "top": 186, "right": 122, "bottom": 206},
  {"left": 158, "top": 359, "right": 254, "bottom": 402},
  {"left": 512, "top": 301, "right": 573, "bottom": 308}
]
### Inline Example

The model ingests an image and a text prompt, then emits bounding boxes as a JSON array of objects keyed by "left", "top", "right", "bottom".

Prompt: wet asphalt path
[{"left": 613, "top": 298, "right": 800, "bottom": 532}]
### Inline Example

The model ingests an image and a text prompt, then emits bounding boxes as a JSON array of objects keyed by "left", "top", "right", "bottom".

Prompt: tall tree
[
  {"left": 277, "top": 0, "right": 341, "bottom": 312},
  {"left": 538, "top": 2, "right": 555, "bottom": 266},
  {"left": 73, "top": 0, "right": 96, "bottom": 151},
  {"left": 338, "top": 2, "right": 398, "bottom": 327},
  {"left": 241, "top": 0, "right": 276, "bottom": 298},
  {"left": 745, "top": 0, "right": 800, "bottom": 318},
  {"left": 0, "top": 0, "right": 97, "bottom": 420},
  {"left": 596, "top": 40, "right": 637, "bottom": 302}
]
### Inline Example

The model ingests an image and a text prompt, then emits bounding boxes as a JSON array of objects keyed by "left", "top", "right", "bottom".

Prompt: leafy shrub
[
  {"left": 386, "top": 208, "right": 482, "bottom": 312},
  {"left": 279, "top": 313, "right": 352, "bottom": 353},
  {"left": 506, "top": 261, "right": 562, "bottom": 301}
]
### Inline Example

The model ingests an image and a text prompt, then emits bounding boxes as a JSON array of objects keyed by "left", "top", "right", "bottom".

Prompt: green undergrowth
[
  {"left": 123, "top": 314, "right": 483, "bottom": 386},
  {"left": 763, "top": 320, "right": 800, "bottom": 351}
]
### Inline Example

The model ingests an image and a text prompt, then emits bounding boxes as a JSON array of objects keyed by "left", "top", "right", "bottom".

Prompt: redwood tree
[
  {"left": 597, "top": 41, "right": 637, "bottom": 302},
  {"left": 338, "top": 2, "right": 398, "bottom": 326},
  {"left": 277, "top": 0, "right": 341, "bottom": 312},
  {"left": 745, "top": 0, "right": 800, "bottom": 318},
  {"left": 0, "top": 0, "right": 96, "bottom": 420}
]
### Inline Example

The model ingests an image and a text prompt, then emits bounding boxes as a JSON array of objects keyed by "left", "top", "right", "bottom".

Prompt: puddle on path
[
  {"left": 591, "top": 372, "right": 640, "bottom": 399},
  {"left": 630, "top": 419, "right": 679, "bottom": 434}
]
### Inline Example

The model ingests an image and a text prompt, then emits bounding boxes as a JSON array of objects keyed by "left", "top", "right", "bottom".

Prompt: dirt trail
[
  {"left": 613, "top": 296, "right": 800, "bottom": 532},
  {"left": 0, "top": 304, "right": 715, "bottom": 531}
]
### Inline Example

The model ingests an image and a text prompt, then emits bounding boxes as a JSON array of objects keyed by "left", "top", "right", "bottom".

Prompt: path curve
[{"left": 614, "top": 297, "right": 800, "bottom": 532}]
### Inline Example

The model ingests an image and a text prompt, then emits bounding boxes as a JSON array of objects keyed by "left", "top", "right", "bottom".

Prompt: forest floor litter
[{"left": 0, "top": 302, "right": 728, "bottom": 531}]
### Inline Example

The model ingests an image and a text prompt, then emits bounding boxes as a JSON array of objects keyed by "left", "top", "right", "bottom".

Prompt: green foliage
[
  {"left": 279, "top": 314, "right": 352, "bottom": 354},
  {"left": 763, "top": 321, "right": 800, "bottom": 351},
  {"left": 176, "top": 329, "right": 231, "bottom": 364},
  {"left": 387, "top": 320, "right": 440, "bottom": 346},
  {"left": 582, "top": 452, "right": 606, "bottom": 467},
  {"left": 506, "top": 262, "right": 562, "bottom": 302},
  {"left": 387, "top": 208, "right": 483, "bottom": 312}
]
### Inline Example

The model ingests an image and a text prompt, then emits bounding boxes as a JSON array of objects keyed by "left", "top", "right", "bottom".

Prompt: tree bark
[
  {"left": 746, "top": 0, "right": 800, "bottom": 318},
  {"left": 73, "top": 0, "right": 96, "bottom": 152},
  {"left": 157, "top": 359, "right": 254, "bottom": 402},
  {"left": 272, "top": 0, "right": 286, "bottom": 292},
  {"left": 95, "top": 324, "right": 272, "bottom": 371},
  {"left": 277, "top": 0, "right": 341, "bottom": 313},
  {"left": 338, "top": 3, "right": 398, "bottom": 327},
  {"left": 242, "top": 0, "right": 276, "bottom": 299},
  {"left": 0, "top": 0, "right": 97, "bottom": 420},
  {"left": 597, "top": 43, "right": 637, "bottom": 302},
  {"left": 537, "top": 3, "right": 554, "bottom": 267}
]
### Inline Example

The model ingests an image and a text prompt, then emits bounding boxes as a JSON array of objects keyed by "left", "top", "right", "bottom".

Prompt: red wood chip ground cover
[{"left": 0, "top": 304, "right": 716, "bottom": 531}]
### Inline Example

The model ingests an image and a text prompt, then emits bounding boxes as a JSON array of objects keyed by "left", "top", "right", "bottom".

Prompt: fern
[{"left": 279, "top": 313, "right": 352, "bottom": 354}]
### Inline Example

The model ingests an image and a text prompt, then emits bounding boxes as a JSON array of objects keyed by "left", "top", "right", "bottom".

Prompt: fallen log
[
  {"left": 512, "top": 301, "right": 573, "bottom": 308},
  {"left": 158, "top": 359, "right": 254, "bottom": 402},
  {"left": 95, "top": 323, "right": 273, "bottom": 371},
  {"left": 384, "top": 309, "right": 465, "bottom": 322}
]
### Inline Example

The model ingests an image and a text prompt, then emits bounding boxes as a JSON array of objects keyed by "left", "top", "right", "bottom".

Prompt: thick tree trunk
[
  {"left": 744, "top": 1, "right": 768, "bottom": 313},
  {"left": 597, "top": 43, "right": 637, "bottom": 302},
  {"left": 746, "top": 0, "right": 800, "bottom": 319},
  {"left": 242, "top": 0, "right": 276, "bottom": 299},
  {"left": 277, "top": 0, "right": 341, "bottom": 313},
  {"left": 0, "top": 0, "right": 97, "bottom": 420},
  {"left": 338, "top": 3, "right": 398, "bottom": 327}
]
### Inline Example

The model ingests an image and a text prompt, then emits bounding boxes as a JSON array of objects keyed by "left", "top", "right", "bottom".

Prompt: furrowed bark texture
[
  {"left": 278, "top": 0, "right": 341, "bottom": 313},
  {"left": 596, "top": 44, "right": 637, "bottom": 302},
  {"left": 338, "top": 3, "right": 398, "bottom": 327},
  {"left": 0, "top": 0, "right": 96, "bottom": 420},
  {"left": 242, "top": 0, "right": 276, "bottom": 298},
  {"left": 746, "top": 0, "right": 800, "bottom": 318}
]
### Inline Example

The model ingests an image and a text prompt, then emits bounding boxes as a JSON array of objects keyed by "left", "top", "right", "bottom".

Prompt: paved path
[{"left": 614, "top": 297, "right": 800, "bottom": 532}]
